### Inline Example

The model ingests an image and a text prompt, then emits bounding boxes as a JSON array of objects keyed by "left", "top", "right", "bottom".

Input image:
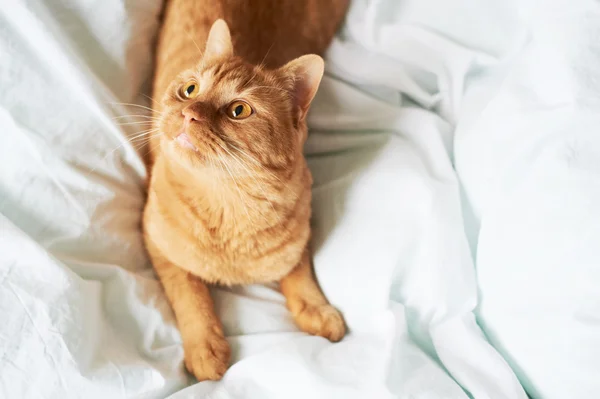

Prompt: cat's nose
[{"left": 182, "top": 106, "right": 204, "bottom": 124}]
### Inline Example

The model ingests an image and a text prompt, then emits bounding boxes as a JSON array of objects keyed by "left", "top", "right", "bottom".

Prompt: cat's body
[
  {"left": 144, "top": 0, "right": 349, "bottom": 381},
  {"left": 145, "top": 148, "right": 311, "bottom": 286}
]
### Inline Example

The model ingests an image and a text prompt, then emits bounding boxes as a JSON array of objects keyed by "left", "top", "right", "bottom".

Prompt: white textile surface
[
  {"left": 454, "top": 1, "right": 600, "bottom": 398},
  {"left": 2, "top": 0, "right": 597, "bottom": 398}
]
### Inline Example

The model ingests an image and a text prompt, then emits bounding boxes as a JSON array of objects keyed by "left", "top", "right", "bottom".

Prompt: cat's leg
[
  {"left": 148, "top": 244, "right": 230, "bottom": 381},
  {"left": 280, "top": 249, "right": 346, "bottom": 342}
]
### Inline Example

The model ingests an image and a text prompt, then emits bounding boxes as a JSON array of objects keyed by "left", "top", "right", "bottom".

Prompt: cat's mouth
[{"left": 174, "top": 132, "right": 198, "bottom": 152}]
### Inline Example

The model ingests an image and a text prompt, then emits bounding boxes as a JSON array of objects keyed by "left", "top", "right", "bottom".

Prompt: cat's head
[{"left": 157, "top": 19, "right": 324, "bottom": 176}]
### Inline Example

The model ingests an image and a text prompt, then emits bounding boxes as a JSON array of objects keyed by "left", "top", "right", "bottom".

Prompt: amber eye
[
  {"left": 226, "top": 101, "right": 253, "bottom": 119},
  {"left": 180, "top": 81, "right": 199, "bottom": 99}
]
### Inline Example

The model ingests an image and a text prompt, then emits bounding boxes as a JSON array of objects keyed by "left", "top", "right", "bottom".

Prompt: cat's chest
[{"left": 147, "top": 193, "right": 305, "bottom": 285}]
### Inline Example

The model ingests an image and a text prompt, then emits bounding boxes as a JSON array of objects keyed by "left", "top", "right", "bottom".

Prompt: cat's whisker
[
  {"left": 116, "top": 121, "right": 156, "bottom": 127},
  {"left": 83, "top": 131, "right": 162, "bottom": 177},
  {"left": 184, "top": 28, "right": 204, "bottom": 58},
  {"left": 114, "top": 119, "right": 161, "bottom": 126},
  {"left": 127, "top": 126, "right": 160, "bottom": 136},
  {"left": 223, "top": 161, "right": 272, "bottom": 226},
  {"left": 118, "top": 129, "right": 161, "bottom": 147},
  {"left": 128, "top": 129, "right": 159, "bottom": 137},
  {"left": 109, "top": 102, "right": 161, "bottom": 114},
  {"left": 112, "top": 114, "right": 158, "bottom": 120},
  {"left": 127, "top": 130, "right": 161, "bottom": 143},
  {"left": 139, "top": 141, "right": 159, "bottom": 166},
  {"left": 214, "top": 154, "right": 242, "bottom": 233},
  {"left": 128, "top": 132, "right": 162, "bottom": 147},
  {"left": 206, "top": 154, "right": 221, "bottom": 192},
  {"left": 227, "top": 143, "right": 261, "bottom": 165},
  {"left": 130, "top": 135, "right": 160, "bottom": 152},
  {"left": 245, "top": 43, "right": 274, "bottom": 86},
  {"left": 220, "top": 144, "right": 280, "bottom": 222},
  {"left": 133, "top": 130, "right": 162, "bottom": 151},
  {"left": 135, "top": 133, "right": 162, "bottom": 146},
  {"left": 245, "top": 67, "right": 262, "bottom": 88},
  {"left": 183, "top": 29, "right": 207, "bottom": 71},
  {"left": 129, "top": 135, "right": 159, "bottom": 145},
  {"left": 218, "top": 153, "right": 256, "bottom": 224},
  {"left": 228, "top": 143, "right": 286, "bottom": 186},
  {"left": 142, "top": 94, "right": 161, "bottom": 108},
  {"left": 260, "top": 42, "right": 275, "bottom": 68},
  {"left": 211, "top": 154, "right": 233, "bottom": 231}
]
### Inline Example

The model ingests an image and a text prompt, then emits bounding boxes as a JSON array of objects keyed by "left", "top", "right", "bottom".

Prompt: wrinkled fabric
[
  {"left": 455, "top": 1, "right": 600, "bottom": 398},
  {"left": 3, "top": 0, "right": 594, "bottom": 398}
]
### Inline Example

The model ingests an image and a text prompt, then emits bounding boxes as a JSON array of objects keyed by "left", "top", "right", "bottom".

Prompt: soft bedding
[
  {"left": 455, "top": 1, "right": 600, "bottom": 397},
  {"left": 1, "top": 0, "right": 598, "bottom": 398}
]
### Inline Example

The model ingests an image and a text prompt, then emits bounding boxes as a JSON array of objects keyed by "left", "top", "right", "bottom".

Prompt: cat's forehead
[{"left": 189, "top": 59, "right": 261, "bottom": 99}]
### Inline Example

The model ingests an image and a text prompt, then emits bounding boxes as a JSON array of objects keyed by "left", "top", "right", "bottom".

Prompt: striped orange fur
[{"left": 143, "top": 0, "right": 349, "bottom": 381}]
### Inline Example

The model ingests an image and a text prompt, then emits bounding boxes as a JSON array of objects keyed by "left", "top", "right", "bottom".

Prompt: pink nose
[{"left": 182, "top": 108, "right": 201, "bottom": 124}]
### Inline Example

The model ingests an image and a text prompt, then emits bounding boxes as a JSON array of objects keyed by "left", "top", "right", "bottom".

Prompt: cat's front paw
[
  {"left": 291, "top": 302, "right": 346, "bottom": 342},
  {"left": 183, "top": 326, "right": 231, "bottom": 381}
]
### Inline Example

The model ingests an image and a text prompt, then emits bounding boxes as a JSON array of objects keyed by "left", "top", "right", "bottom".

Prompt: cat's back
[{"left": 153, "top": 0, "right": 349, "bottom": 103}]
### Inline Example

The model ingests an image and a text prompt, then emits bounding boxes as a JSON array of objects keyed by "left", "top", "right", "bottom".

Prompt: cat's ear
[
  {"left": 204, "top": 19, "right": 233, "bottom": 62},
  {"left": 280, "top": 54, "right": 325, "bottom": 122}
]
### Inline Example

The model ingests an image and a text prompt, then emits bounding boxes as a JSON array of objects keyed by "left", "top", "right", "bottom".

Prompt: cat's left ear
[
  {"left": 204, "top": 19, "right": 233, "bottom": 62},
  {"left": 280, "top": 54, "right": 325, "bottom": 123}
]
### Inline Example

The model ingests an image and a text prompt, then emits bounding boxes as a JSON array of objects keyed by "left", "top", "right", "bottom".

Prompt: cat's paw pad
[
  {"left": 292, "top": 302, "right": 346, "bottom": 342},
  {"left": 184, "top": 327, "right": 231, "bottom": 381}
]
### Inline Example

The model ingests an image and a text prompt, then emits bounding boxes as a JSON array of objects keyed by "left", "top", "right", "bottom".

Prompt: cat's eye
[
  {"left": 180, "top": 81, "right": 199, "bottom": 99},
  {"left": 226, "top": 101, "right": 253, "bottom": 119}
]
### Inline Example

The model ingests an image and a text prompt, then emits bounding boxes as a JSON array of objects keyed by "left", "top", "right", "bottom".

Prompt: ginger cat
[{"left": 143, "top": 0, "right": 349, "bottom": 381}]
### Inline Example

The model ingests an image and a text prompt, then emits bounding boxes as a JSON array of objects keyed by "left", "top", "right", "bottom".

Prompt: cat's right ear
[
  {"left": 204, "top": 19, "right": 233, "bottom": 62},
  {"left": 280, "top": 54, "right": 325, "bottom": 123}
]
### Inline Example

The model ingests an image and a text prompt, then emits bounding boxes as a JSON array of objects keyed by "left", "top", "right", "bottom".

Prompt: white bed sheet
[
  {"left": 455, "top": 1, "right": 600, "bottom": 397},
  {"left": 0, "top": 0, "right": 536, "bottom": 398}
]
